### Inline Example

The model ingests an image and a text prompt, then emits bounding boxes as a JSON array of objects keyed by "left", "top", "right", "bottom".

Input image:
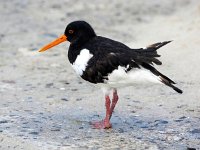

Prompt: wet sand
[{"left": 0, "top": 0, "right": 200, "bottom": 149}]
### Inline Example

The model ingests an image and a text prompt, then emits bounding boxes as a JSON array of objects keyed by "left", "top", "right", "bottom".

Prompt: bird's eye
[{"left": 69, "top": 30, "right": 74, "bottom": 34}]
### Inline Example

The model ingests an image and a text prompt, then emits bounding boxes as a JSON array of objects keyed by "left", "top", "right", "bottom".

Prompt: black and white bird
[{"left": 39, "top": 21, "right": 183, "bottom": 129}]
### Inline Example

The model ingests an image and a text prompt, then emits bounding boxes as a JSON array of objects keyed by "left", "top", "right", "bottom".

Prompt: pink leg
[
  {"left": 91, "top": 95, "right": 112, "bottom": 129},
  {"left": 109, "top": 89, "right": 119, "bottom": 119}
]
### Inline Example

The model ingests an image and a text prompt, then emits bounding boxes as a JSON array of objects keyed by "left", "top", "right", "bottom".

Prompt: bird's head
[{"left": 39, "top": 21, "right": 96, "bottom": 52}]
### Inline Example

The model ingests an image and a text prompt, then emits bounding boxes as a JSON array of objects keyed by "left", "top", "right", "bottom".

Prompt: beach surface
[{"left": 0, "top": 0, "right": 200, "bottom": 149}]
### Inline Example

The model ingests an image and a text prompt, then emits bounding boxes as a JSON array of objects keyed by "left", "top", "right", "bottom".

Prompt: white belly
[{"left": 103, "top": 66, "right": 161, "bottom": 88}]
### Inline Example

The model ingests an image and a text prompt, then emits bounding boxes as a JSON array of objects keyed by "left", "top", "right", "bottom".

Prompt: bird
[{"left": 38, "top": 20, "right": 183, "bottom": 129}]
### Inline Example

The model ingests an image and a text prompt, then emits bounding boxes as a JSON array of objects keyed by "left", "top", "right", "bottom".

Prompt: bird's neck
[
  {"left": 68, "top": 44, "right": 84, "bottom": 64},
  {"left": 68, "top": 35, "right": 96, "bottom": 64}
]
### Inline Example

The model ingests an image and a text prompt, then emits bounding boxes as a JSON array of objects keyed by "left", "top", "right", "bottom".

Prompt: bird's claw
[{"left": 91, "top": 119, "right": 112, "bottom": 129}]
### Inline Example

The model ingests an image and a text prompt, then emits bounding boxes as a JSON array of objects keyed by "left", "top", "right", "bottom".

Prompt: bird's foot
[{"left": 91, "top": 119, "right": 112, "bottom": 129}]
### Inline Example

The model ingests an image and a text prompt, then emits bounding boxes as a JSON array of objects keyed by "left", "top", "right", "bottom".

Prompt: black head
[
  {"left": 64, "top": 21, "right": 96, "bottom": 45},
  {"left": 38, "top": 21, "right": 96, "bottom": 52}
]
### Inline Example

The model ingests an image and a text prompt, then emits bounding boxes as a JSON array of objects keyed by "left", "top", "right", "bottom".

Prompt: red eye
[{"left": 69, "top": 30, "right": 74, "bottom": 34}]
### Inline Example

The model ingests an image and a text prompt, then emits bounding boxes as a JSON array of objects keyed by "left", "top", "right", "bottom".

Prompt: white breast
[{"left": 72, "top": 49, "right": 93, "bottom": 76}]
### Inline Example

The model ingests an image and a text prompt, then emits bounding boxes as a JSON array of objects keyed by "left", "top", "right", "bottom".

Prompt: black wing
[{"left": 82, "top": 36, "right": 139, "bottom": 83}]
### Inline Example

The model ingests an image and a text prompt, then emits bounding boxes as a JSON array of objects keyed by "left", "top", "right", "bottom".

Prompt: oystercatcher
[{"left": 39, "top": 21, "right": 183, "bottom": 129}]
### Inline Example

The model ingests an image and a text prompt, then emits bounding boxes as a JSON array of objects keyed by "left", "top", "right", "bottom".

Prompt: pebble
[
  {"left": 179, "top": 116, "right": 187, "bottom": 120},
  {"left": 154, "top": 120, "right": 168, "bottom": 125},
  {"left": 61, "top": 98, "right": 68, "bottom": 101},
  {"left": 0, "top": 1, "right": 199, "bottom": 149},
  {"left": 2, "top": 80, "right": 16, "bottom": 84},
  {"left": 173, "top": 136, "right": 183, "bottom": 141},
  {"left": 174, "top": 119, "right": 183, "bottom": 122},
  {"left": 190, "top": 129, "right": 200, "bottom": 134},
  {"left": 29, "top": 132, "right": 39, "bottom": 135},
  {"left": 45, "top": 83, "right": 53, "bottom": 88},
  {"left": 118, "top": 128, "right": 124, "bottom": 133},
  {"left": 51, "top": 128, "right": 61, "bottom": 131},
  {"left": 0, "top": 120, "right": 8, "bottom": 124},
  {"left": 131, "top": 110, "right": 136, "bottom": 113},
  {"left": 71, "top": 89, "right": 78, "bottom": 91},
  {"left": 47, "top": 95, "right": 54, "bottom": 98},
  {"left": 63, "top": 136, "right": 69, "bottom": 139},
  {"left": 187, "top": 148, "right": 196, "bottom": 150}
]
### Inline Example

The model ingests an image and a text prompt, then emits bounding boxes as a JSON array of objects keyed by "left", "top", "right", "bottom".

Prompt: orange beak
[{"left": 38, "top": 34, "right": 67, "bottom": 52}]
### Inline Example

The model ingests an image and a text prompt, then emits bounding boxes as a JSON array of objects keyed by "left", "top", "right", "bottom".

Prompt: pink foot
[{"left": 91, "top": 120, "right": 112, "bottom": 129}]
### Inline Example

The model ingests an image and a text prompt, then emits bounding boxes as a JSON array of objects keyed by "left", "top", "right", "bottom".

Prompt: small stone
[
  {"left": 64, "top": 136, "right": 69, "bottom": 139},
  {"left": 0, "top": 120, "right": 8, "bottom": 124},
  {"left": 187, "top": 109, "right": 195, "bottom": 112},
  {"left": 2, "top": 80, "right": 15, "bottom": 84},
  {"left": 173, "top": 136, "right": 182, "bottom": 141},
  {"left": 190, "top": 129, "right": 200, "bottom": 134},
  {"left": 61, "top": 98, "right": 68, "bottom": 101},
  {"left": 140, "top": 124, "right": 149, "bottom": 128},
  {"left": 179, "top": 116, "right": 187, "bottom": 120},
  {"left": 0, "top": 34, "right": 5, "bottom": 38},
  {"left": 71, "top": 89, "right": 78, "bottom": 91},
  {"left": 22, "top": 122, "right": 28, "bottom": 124},
  {"left": 174, "top": 116, "right": 187, "bottom": 122},
  {"left": 28, "top": 96, "right": 32, "bottom": 99},
  {"left": 187, "top": 148, "right": 196, "bottom": 150},
  {"left": 60, "top": 87, "right": 65, "bottom": 90},
  {"left": 51, "top": 4, "right": 61, "bottom": 9},
  {"left": 93, "top": 114, "right": 100, "bottom": 117},
  {"left": 51, "top": 128, "right": 60, "bottom": 131},
  {"left": 47, "top": 95, "right": 54, "bottom": 98},
  {"left": 118, "top": 128, "right": 124, "bottom": 133},
  {"left": 29, "top": 132, "right": 39, "bottom": 135},
  {"left": 174, "top": 119, "right": 182, "bottom": 122},
  {"left": 46, "top": 83, "right": 53, "bottom": 88},
  {"left": 155, "top": 120, "right": 168, "bottom": 124},
  {"left": 76, "top": 98, "right": 82, "bottom": 101},
  {"left": 73, "top": 138, "right": 80, "bottom": 141}
]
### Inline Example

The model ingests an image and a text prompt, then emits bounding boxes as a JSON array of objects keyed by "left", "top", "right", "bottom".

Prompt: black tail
[
  {"left": 168, "top": 84, "right": 183, "bottom": 94},
  {"left": 158, "top": 73, "right": 183, "bottom": 94},
  {"left": 145, "top": 41, "right": 172, "bottom": 51},
  {"left": 142, "top": 63, "right": 183, "bottom": 94},
  {"left": 134, "top": 41, "right": 172, "bottom": 66}
]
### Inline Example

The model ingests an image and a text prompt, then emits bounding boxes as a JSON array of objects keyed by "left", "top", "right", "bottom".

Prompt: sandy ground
[{"left": 1, "top": 0, "right": 200, "bottom": 149}]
